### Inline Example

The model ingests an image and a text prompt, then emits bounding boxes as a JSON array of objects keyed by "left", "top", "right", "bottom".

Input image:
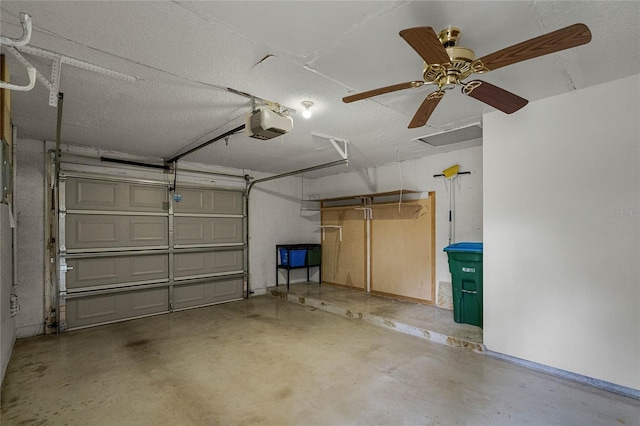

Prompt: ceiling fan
[{"left": 342, "top": 24, "right": 592, "bottom": 128}]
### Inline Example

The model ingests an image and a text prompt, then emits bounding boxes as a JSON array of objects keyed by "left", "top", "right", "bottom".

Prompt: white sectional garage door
[{"left": 58, "top": 173, "right": 245, "bottom": 331}]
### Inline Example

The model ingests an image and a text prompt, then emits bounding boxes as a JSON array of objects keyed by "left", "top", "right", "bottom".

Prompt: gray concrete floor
[
  {"left": 2, "top": 296, "right": 639, "bottom": 425},
  {"left": 271, "top": 283, "right": 483, "bottom": 350}
]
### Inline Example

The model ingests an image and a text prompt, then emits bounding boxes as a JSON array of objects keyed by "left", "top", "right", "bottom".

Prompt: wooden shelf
[
  {"left": 318, "top": 189, "right": 420, "bottom": 203},
  {"left": 321, "top": 200, "right": 425, "bottom": 211},
  {"left": 319, "top": 225, "right": 342, "bottom": 241},
  {"left": 320, "top": 205, "right": 358, "bottom": 211},
  {"left": 370, "top": 201, "right": 425, "bottom": 208}
]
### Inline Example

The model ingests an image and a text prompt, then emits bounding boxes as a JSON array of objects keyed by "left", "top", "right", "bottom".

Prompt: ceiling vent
[
  {"left": 417, "top": 123, "right": 482, "bottom": 147},
  {"left": 245, "top": 108, "right": 293, "bottom": 140}
]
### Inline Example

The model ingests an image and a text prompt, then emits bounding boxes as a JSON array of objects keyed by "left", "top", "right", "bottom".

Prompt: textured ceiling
[{"left": 1, "top": 1, "right": 638, "bottom": 178}]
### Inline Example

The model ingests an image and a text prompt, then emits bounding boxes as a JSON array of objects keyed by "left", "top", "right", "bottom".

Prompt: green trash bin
[
  {"left": 307, "top": 247, "right": 321, "bottom": 266},
  {"left": 443, "top": 242, "right": 483, "bottom": 328}
]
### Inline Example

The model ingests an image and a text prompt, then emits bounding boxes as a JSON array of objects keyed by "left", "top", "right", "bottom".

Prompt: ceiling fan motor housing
[
  {"left": 421, "top": 27, "right": 477, "bottom": 87},
  {"left": 423, "top": 51, "right": 475, "bottom": 87}
]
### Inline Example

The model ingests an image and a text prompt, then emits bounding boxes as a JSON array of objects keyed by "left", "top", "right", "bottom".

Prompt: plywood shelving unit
[{"left": 319, "top": 190, "right": 436, "bottom": 304}]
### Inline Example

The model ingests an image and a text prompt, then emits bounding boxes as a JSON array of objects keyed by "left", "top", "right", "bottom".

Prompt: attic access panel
[{"left": 417, "top": 123, "right": 482, "bottom": 147}]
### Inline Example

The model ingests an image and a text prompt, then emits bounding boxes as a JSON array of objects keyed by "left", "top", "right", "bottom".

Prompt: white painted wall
[
  {"left": 0, "top": 203, "right": 15, "bottom": 386},
  {"left": 483, "top": 74, "right": 640, "bottom": 390},
  {"left": 305, "top": 146, "right": 483, "bottom": 304},
  {"left": 248, "top": 174, "right": 319, "bottom": 294},
  {"left": 15, "top": 139, "right": 46, "bottom": 338}
]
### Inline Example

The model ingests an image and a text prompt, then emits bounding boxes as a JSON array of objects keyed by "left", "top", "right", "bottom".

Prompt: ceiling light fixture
[{"left": 301, "top": 101, "right": 314, "bottom": 119}]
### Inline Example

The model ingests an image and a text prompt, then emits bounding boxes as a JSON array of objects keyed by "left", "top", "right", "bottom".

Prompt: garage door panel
[
  {"left": 60, "top": 176, "right": 246, "bottom": 330},
  {"left": 76, "top": 219, "right": 117, "bottom": 244},
  {"left": 130, "top": 185, "right": 168, "bottom": 210},
  {"left": 131, "top": 255, "right": 167, "bottom": 277},
  {"left": 129, "top": 288, "right": 169, "bottom": 312},
  {"left": 66, "top": 179, "right": 167, "bottom": 212},
  {"left": 75, "top": 294, "right": 118, "bottom": 320},
  {"left": 211, "top": 191, "right": 242, "bottom": 214},
  {"left": 174, "top": 188, "right": 243, "bottom": 215},
  {"left": 69, "top": 258, "right": 118, "bottom": 286},
  {"left": 173, "top": 278, "right": 243, "bottom": 310},
  {"left": 65, "top": 287, "right": 169, "bottom": 329},
  {"left": 66, "top": 215, "right": 168, "bottom": 249},
  {"left": 67, "top": 254, "right": 169, "bottom": 290},
  {"left": 175, "top": 221, "right": 204, "bottom": 240},
  {"left": 174, "top": 250, "right": 243, "bottom": 278},
  {"left": 73, "top": 180, "right": 118, "bottom": 207},
  {"left": 213, "top": 278, "right": 243, "bottom": 297},
  {"left": 173, "top": 282, "right": 204, "bottom": 305},
  {"left": 174, "top": 217, "right": 243, "bottom": 245},
  {"left": 176, "top": 190, "right": 204, "bottom": 212},
  {"left": 129, "top": 220, "right": 167, "bottom": 242}
]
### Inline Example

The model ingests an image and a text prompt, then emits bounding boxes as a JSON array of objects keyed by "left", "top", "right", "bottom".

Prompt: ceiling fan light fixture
[{"left": 301, "top": 101, "right": 314, "bottom": 119}]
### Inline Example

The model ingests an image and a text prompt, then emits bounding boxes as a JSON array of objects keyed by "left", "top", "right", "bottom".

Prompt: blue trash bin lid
[{"left": 443, "top": 242, "right": 483, "bottom": 253}]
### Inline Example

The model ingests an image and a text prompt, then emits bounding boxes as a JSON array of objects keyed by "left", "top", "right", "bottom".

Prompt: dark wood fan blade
[
  {"left": 463, "top": 80, "right": 528, "bottom": 114},
  {"left": 408, "top": 91, "right": 444, "bottom": 128},
  {"left": 342, "top": 81, "right": 423, "bottom": 103},
  {"left": 399, "top": 27, "right": 451, "bottom": 65},
  {"left": 477, "top": 23, "right": 591, "bottom": 71}
]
